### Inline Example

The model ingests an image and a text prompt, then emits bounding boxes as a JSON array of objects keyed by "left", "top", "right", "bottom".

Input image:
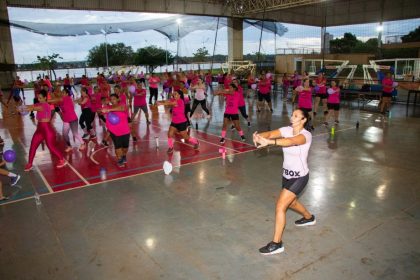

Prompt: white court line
[
  {"left": 18, "top": 139, "right": 53, "bottom": 193},
  {"left": 66, "top": 161, "right": 90, "bottom": 185},
  {"left": 89, "top": 146, "right": 109, "bottom": 165}
]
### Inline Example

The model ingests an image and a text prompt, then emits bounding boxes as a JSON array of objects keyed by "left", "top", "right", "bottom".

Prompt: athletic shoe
[
  {"left": 206, "top": 114, "right": 211, "bottom": 119},
  {"left": 295, "top": 215, "right": 316, "bottom": 227},
  {"left": 90, "top": 134, "right": 97, "bottom": 139},
  {"left": 323, "top": 122, "right": 328, "bottom": 126},
  {"left": 79, "top": 144, "right": 86, "bottom": 151},
  {"left": 167, "top": 147, "right": 174, "bottom": 154},
  {"left": 56, "top": 160, "right": 67, "bottom": 169},
  {"left": 193, "top": 141, "right": 200, "bottom": 150},
  {"left": 102, "top": 140, "right": 109, "bottom": 147},
  {"left": 247, "top": 121, "right": 251, "bottom": 127},
  {"left": 10, "top": 175, "right": 21, "bottom": 186},
  {"left": 335, "top": 120, "right": 340, "bottom": 124},
  {"left": 259, "top": 241, "right": 284, "bottom": 255},
  {"left": 132, "top": 136, "right": 138, "bottom": 142},
  {"left": 231, "top": 125, "right": 235, "bottom": 131},
  {"left": 241, "top": 135, "right": 246, "bottom": 142},
  {"left": 117, "top": 158, "right": 125, "bottom": 167},
  {"left": 24, "top": 164, "right": 33, "bottom": 172},
  {"left": 122, "top": 156, "right": 127, "bottom": 164},
  {"left": 82, "top": 133, "right": 90, "bottom": 140},
  {"left": 257, "top": 109, "right": 261, "bottom": 113},
  {"left": 219, "top": 138, "right": 225, "bottom": 144},
  {"left": 270, "top": 109, "right": 273, "bottom": 113},
  {"left": 65, "top": 146, "right": 73, "bottom": 153}
]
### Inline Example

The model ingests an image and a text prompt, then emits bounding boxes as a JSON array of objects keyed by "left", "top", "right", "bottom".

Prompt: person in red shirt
[
  {"left": 148, "top": 73, "right": 161, "bottom": 105},
  {"left": 257, "top": 75, "right": 273, "bottom": 113},
  {"left": 133, "top": 82, "right": 150, "bottom": 125},
  {"left": 313, "top": 73, "right": 328, "bottom": 118},
  {"left": 380, "top": 72, "right": 394, "bottom": 115}
]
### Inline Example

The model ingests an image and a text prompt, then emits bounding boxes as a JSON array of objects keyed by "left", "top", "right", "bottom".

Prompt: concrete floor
[{"left": 0, "top": 89, "right": 419, "bottom": 279}]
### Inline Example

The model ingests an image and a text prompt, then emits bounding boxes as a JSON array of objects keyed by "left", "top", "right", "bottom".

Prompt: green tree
[
  {"left": 193, "top": 47, "right": 209, "bottom": 70},
  {"left": 87, "top": 43, "right": 134, "bottom": 67},
  {"left": 134, "top": 45, "right": 173, "bottom": 73},
  {"left": 35, "top": 53, "right": 62, "bottom": 80},
  {"left": 330, "top": 33, "right": 358, "bottom": 53},
  {"left": 401, "top": 26, "right": 420, "bottom": 43}
]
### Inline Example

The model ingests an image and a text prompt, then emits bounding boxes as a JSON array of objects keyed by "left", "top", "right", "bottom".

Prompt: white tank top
[
  {"left": 194, "top": 88, "right": 206, "bottom": 101},
  {"left": 279, "top": 126, "right": 312, "bottom": 179}
]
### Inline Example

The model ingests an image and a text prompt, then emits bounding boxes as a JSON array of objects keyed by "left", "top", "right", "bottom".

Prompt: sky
[{"left": 7, "top": 7, "right": 420, "bottom": 64}]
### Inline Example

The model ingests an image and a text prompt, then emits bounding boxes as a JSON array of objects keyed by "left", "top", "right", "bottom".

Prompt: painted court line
[
  {"left": 18, "top": 139, "right": 53, "bottom": 193},
  {"left": 66, "top": 162, "right": 90, "bottom": 185}
]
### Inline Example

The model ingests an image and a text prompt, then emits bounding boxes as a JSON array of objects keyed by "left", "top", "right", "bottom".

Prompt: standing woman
[
  {"left": 100, "top": 94, "right": 131, "bottom": 167},
  {"left": 380, "top": 72, "right": 394, "bottom": 115},
  {"left": 22, "top": 90, "right": 67, "bottom": 171},
  {"left": 76, "top": 87, "right": 95, "bottom": 139},
  {"left": 132, "top": 81, "right": 151, "bottom": 124},
  {"left": 296, "top": 79, "right": 314, "bottom": 130},
  {"left": 324, "top": 80, "right": 341, "bottom": 125},
  {"left": 50, "top": 89, "right": 86, "bottom": 152},
  {"left": 253, "top": 109, "right": 316, "bottom": 255},
  {"left": 156, "top": 90, "right": 200, "bottom": 154},
  {"left": 215, "top": 83, "right": 246, "bottom": 144},
  {"left": 233, "top": 79, "right": 251, "bottom": 127},
  {"left": 313, "top": 73, "right": 328, "bottom": 118},
  {"left": 148, "top": 73, "right": 161, "bottom": 105},
  {"left": 257, "top": 75, "right": 273, "bottom": 113},
  {"left": 189, "top": 78, "right": 211, "bottom": 118}
]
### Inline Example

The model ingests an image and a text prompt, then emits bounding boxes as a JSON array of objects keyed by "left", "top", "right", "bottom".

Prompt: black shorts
[
  {"left": 133, "top": 106, "right": 148, "bottom": 115},
  {"left": 13, "top": 96, "right": 21, "bottom": 102},
  {"left": 299, "top": 107, "right": 312, "bottom": 113},
  {"left": 258, "top": 92, "right": 271, "bottom": 102},
  {"left": 110, "top": 133, "right": 130, "bottom": 149},
  {"left": 54, "top": 106, "right": 61, "bottom": 112},
  {"left": 382, "top": 92, "right": 392, "bottom": 98},
  {"left": 282, "top": 173, "right": 309, "bottom": 196},
  {"left": 316, "top": 94, "right": 328, "bottom": 100},
  {"left": 170, "top": 121, "right": 188, "bottom": 132},
  {"left": 99, "top": 114, "right": 106, "bottom": 123},
  {"left": 224, "top": 113, "right": 239, "bottom": 121},
  {"left": 327, "top": 103, "right": 340, "bottom": 111},
  {"left": 127, "top": 117, "right": 132, "bottom": 123}
]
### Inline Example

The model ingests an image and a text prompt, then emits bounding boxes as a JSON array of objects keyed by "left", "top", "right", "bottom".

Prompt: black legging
[
  {"left": 190, "top": 99, "right": 210, "bottom": 116},
  {"left": 149, "top": 88, "right": 158, "bottom": 104},
  {"left": 238, "top": 105, "right": 248, "bottom": 119},
  {"left": 79, "top": 108, "right": 94, "bottom": 131}
]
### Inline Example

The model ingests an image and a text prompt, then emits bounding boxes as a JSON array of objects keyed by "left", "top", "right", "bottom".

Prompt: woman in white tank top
[
  {"left": 253, "top": 108, "right": 316, "bottom": 255},
  {"left": 190, "top": 79, "right": 211, "bottom": 118}
]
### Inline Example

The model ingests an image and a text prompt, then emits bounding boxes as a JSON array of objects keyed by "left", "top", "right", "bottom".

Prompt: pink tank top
[
  {"left": 60, "top": 95, "right": 78, "bottom": 123},
  {"left": 171, "top": 98, "right": 187, "bottom": 124},
  {"left": 105, "top": 106, "right": 130, "bottom": 136},
  {"left": 80, "top": 96, "right": 91, "bottom": 109},
  {"left": 225, "top": 91, "right": 239, "bottom": 114},
  {"left": 36, "top": 102, "right": 51, "bottom": 121},
  {"left": 327, "top": 87, "right": 340, "bottom": 104},
  {"left": 298, "top": 88, "right": 313, "bottom": 109}
]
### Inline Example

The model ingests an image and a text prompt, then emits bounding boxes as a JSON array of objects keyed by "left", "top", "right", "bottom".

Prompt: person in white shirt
[
  {"left": 253, "top": 108, "right": 316, "bottom": 255},
  {"left": 189, "top": 78, "right": 210, "bottom": 118}
]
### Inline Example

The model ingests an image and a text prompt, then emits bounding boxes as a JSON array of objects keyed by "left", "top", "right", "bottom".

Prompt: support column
[
  {"left": 228, "top": 18, "right": 243, "bottom": 62},
  {"left": 0, "top": 1, "right": 16, "bottom": 89}
]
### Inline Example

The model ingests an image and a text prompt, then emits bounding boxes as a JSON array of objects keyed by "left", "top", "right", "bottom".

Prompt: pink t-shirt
[
  {"left": 237, "top": 86, "right": 245, "bottom": 107},
  {"left": 105, "top": 105, "right": 130, "bottom": 136},
  {"left": 59, "top": 95, "right": 78, "bottom": 122},
  {"left": 36, "top": 102, "right": 51, "bottom": 121},
  {"left": 298, "top": 88, "right": 313, "bottom": 109},
  {"left": 224, "top": 91, "right": 239, "bottom": 114},
  {"left": 258, "top": 79, "right": 271, "bottom": 94},
  {"left": 171, "top": 98, "right": 187, "bottom": 124},
  {"left": 327, "top": 87, "right": 340, "bottom": 104},
  {"left": 133, "top": 89, "right": 147, "bottom": 107},
  {"left": 315, "top": 78, "right": 327, "bottom": 94},
  {"left": 382, "top": 78, "right": 393, "bottom": 93},
  {"left": 224, "top": 77, "right": 232, "bottom": 89},
  {"left": 80, "top": 96, "right": 91, "bottom": 109},
  {"left": 148, "top": 77, "right": 160, "bottom": 89}
]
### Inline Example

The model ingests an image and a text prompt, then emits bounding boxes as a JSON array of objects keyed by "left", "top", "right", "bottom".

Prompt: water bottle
[
  {"left": 155, "top": 136, "right": 159, "bottom": 148},
  {"left": 34, "top": 192, "right": 41, "bottom": 205},
  {"left": 331, "top": 126, "right": 335, "bottom": 135},
  {"left": 100, "top": 167, "right": 107, "bottom": 180}
]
